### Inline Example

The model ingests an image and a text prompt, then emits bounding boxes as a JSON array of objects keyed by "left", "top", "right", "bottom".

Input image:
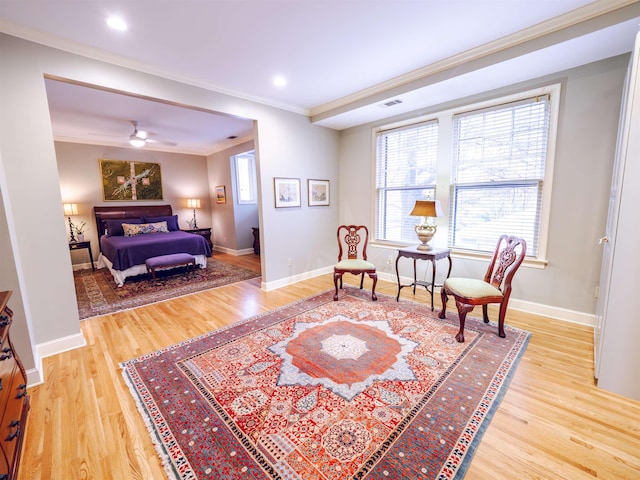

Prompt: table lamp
[
  {"left": 187, "top": 198, "right": 201, "bottom": 229},
  {"left": 409, "top": 200, "right": 444, "bottom": 250},
  {"left": 63, "top": 203, "right": 79, "bottom": 242}
]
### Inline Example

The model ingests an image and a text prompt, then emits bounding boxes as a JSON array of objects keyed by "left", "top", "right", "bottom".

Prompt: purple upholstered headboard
[{"left": 93, "top": 205, "right": 173, "bottom": 252}]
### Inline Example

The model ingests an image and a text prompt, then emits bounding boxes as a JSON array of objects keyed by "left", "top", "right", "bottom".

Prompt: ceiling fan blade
[{"left": 145, "top": 138, "right": 178, "bottom": 146}]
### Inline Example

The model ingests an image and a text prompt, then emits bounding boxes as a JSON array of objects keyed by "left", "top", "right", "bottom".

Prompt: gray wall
[
  {"left": 338, "top": 54, "right": 629, "bottom": 317},
  {"left": 0, "top": 30, "right": 627, "bottom": 386},
  {"left": 207, "top": 139, "right": 258, "bottom": 253}
]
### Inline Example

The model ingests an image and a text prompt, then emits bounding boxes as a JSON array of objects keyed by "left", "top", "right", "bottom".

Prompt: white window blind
[
  {"left": 450, "top": 95, "right": 550, "bottom": 255},
  {"left": 375, "top": 120, "right": 438, "bottom": 242}
]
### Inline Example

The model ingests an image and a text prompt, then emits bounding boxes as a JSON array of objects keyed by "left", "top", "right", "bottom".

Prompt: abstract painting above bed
[{"left": 94, "top": 205, "right": 211, "bottom": 286}]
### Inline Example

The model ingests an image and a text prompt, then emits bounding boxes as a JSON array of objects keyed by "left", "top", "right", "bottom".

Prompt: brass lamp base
[{"left": 415, "top": 224, "right": 437, "bottom": 250}]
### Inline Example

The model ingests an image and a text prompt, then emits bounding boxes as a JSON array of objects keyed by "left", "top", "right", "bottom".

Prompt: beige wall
[{"left": 55, "top": 142, "right": 210, "bottom": 266}]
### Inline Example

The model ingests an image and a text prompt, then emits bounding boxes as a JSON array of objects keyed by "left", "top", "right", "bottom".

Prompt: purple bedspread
[{"left": 100, "top": 231, "right": 211, "bottom": 270}]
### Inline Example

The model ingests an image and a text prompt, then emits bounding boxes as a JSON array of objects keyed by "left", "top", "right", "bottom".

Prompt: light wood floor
[{"left": 18, "top": 253, "right": 640, "bottom": 479}]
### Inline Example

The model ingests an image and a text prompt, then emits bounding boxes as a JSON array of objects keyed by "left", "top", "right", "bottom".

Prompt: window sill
[{"left": 371, "top": 241, "right": 547, "bottom": 269}]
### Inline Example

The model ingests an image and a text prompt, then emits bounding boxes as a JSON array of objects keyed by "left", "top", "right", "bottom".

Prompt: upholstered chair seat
[
  {"left": 333, "top": 225, "right": 377, "bottom": 301},
  {"left": 335, "top": 259, "right": 376, "bottom": 271},
  {"left": 439, "top": 235, "right": 526, "bottom": 342},
  {"left": 442, "top": 278, "right": 503, "bottom": 301}
]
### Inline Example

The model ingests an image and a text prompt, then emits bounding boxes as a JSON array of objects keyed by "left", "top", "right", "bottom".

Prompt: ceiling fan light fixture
[{"left": 129, "top": 135, "right": 145, "bottom": 148}]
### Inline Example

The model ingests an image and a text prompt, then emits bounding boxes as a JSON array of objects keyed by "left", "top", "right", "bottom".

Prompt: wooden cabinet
[
  {"left": 184, "top": 228, "right": 213, "bottom": 254},
  {"left": 0, "top": 291, "right": 29, "bottom": 480},
  {"left": 252, "top": 227, "right": 260, "bottom": 255}
]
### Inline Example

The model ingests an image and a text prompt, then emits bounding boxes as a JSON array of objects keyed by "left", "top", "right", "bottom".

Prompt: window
[
  {"left": 450, "top": 96, "right": 550, "bottom": 256},
  {"left": 373, "top": 85, "right": 558, "bottom": 262},
  {"left": 375, "top": 121, "right": 438, "bottom": 243},
  {"left": 233, "top": 150, "right": 257, "bottom": 204}
]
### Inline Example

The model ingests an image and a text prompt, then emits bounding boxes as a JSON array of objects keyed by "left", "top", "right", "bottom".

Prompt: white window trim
[
  {"left": 371, "top": 83, "right": 561, "bottom": 267},
  {"left": 233, "top": 150, "right": 257, "bottom": 205}
]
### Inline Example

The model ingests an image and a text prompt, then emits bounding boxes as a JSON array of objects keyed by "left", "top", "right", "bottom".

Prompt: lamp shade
[
  {"left": 63, "top": 203, "right": 78, "bottom": 216},
  {"left": 409, "top": 200, "right": 444, "bottom": 218},
  {"left": 187, "top": 198, "right": 201, "bottom": 209}
]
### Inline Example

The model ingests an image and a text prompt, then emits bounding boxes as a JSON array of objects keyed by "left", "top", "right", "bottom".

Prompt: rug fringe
[{"left": 121, "top": 365, "right": 189, "bottom": 480}]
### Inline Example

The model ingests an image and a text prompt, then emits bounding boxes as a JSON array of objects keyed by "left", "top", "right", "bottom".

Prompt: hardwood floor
[{"left": 18, "top": 254, "right": 640, "bottom": 479}]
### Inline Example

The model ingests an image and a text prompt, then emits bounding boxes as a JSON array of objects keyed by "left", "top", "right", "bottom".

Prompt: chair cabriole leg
[
  {"left": 370, "top": 273, "right": 378, "bottom": 301},
  {"left": 482, "top": 305, "right": 490, "bottom": 324},
  {"left": 333, "top": 272, "right": 341, "bottom": 301},
  {"left": 438, "top": 289, "right": 448, "bottom": 319},
  {"left": 454, "top": 300, "right": 474, "bottom": 343},
  {"left": 498, "top": 301, "right": 508, "bottom": 338}
]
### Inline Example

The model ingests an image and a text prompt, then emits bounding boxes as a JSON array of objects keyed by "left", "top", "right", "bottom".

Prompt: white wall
[
  {"left": 0, "top": 33, "right": 340, "bottom": 383},
  {"left": 339, "top": 54, "right": 629, "bottom": 320},
  {"left": 56, "top": 141, "right": 211, "bottom": 266}
]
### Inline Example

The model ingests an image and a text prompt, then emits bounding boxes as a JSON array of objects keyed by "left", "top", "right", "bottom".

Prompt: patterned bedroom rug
[
  {"left": 74, "top": 259, "right": 261, "bottom": 319},
  {"left": 121, "top": 287, "right": 530, "bottom": 480}
]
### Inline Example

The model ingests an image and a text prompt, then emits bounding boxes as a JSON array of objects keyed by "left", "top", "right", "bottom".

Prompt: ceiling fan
[
  {"left": 128, "top": 120, "right": 177, "bottom": 147},
  {"left": 129, "top": 121, "right": 146, "bottom": 147}
]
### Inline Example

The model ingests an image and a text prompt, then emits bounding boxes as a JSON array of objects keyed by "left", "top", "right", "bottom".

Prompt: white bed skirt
[{"left": 97, "top": 253, "right": 207, "bottom": 287}]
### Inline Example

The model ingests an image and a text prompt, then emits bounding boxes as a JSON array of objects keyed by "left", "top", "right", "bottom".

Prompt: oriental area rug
[
  {"left": 122, "top": 288, "right": 530, "bottom": 480},
  {"left": 74, "top": 259, "right": 260, "bottom": 319}
]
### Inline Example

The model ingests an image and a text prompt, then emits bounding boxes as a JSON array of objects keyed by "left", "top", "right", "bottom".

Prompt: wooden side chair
[
  {"left": 333, "top": 225, "right": 377, "bottom": 301},
  {"left": 438, "top": 235, "right": 526, "bottom": 342}
]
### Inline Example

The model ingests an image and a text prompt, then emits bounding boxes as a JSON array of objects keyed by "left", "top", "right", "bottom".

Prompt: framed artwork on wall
[
  {"left": 215, "top": 185, "right": 227, "bottom": 204},
  {"left": 274, "top": 177, "right": 301, "bottom": 208},
  {"left": 308, "top": 179, "right": 330, "bottom": 206},
  {"left": 99, "top": 159, "right": 163, "bottom": 201}
]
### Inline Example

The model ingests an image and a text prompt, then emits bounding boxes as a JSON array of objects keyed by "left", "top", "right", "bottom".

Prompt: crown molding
[
  {"left": 0, "top": 20, "right": 309, "bottom": 117},
  {"left": 310, "top": 0, "right": 640, "bottom": 117}
]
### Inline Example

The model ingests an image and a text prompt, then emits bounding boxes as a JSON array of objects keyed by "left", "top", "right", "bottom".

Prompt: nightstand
[
  {"left": 69, "top": 240, "right": 95, "bottom": 271},
  {"left": 184, "top": 227, "right": 213, "bottom": 253}
]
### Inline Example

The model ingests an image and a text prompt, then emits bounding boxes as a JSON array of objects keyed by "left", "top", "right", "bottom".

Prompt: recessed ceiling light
[
  {"left": 273, "top": 75, "right": 287, "bottom": 87},
  {"left": 106, "top": 16, "right": 127, "bottom": 31}
]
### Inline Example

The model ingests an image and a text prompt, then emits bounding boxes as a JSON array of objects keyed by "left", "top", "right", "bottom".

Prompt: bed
[{"left": 94, "top": 205, "right": 211, "bottom": 286}]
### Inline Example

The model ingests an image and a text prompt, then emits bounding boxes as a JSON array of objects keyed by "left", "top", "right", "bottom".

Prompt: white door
[
  {"left": 593, "top": 49, "right": 634, "bottom": 378},
  {"left": 594, "top": 31, "right": 640, "bottom": 400}
]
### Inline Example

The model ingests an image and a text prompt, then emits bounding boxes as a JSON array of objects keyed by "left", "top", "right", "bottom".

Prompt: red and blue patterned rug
[{"left": 122, "top": 287, "right": 530, "bottom": 479}]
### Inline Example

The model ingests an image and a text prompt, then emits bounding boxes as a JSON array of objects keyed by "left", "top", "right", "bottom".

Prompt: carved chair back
[
  {"left": 484, "top": 235, "right": 527, "bottom": 294},
  {"left": 337, "top": 225, "right": 369, "bottom": 262}
]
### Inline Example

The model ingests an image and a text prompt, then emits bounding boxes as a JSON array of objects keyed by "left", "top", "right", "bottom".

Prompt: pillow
[
  {"left": 122, "top": 221, "right": 169, "bottom": 236},
  {"left": 105, "top": 218, "right": 142, "bottom": 237},
  {"left": 144, "top": 215, "right": 179, "bottom": 231}
]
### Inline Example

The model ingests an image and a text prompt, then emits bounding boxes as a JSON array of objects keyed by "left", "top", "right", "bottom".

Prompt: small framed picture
[
  {"left": 215, "top": 185, "right": 226, "bottom": 204},
  {"left": 308, "top": 179, "right": 330, "bottom": 206},
  {"left": 274, "top": 177, "right": 301, "bottom": 208}
]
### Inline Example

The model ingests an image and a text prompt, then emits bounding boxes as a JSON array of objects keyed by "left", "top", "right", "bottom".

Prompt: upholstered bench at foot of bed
[{"left": 145, "top": 253, "right": 196, "bottom": 282}]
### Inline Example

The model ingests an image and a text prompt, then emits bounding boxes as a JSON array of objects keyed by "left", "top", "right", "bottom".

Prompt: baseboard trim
[
  {"left": 263, "top": 266, "right": 333, "bottom": 291},
  {"left": 32, "top": 331, "right": 87, "bottom": 385},
  {"left": 213, "top": 246, "right": 255, "bottom": 256},
  {"left": 26, "top": 368, "right": 41, "bottom": 387},
  {"left": 508, "top": 298, "right": 595, "bottom": 327},
  {"left": 72, "top": 262, "right": 92, "bottom": 271},
  {"left": 265, "top": 269, "right": 595, "bottom": 327}
]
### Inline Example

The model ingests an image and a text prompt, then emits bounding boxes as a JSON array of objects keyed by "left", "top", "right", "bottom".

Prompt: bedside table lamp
[
  {"left": 410, "top": 199, "right": 444, "bottom": 250},
  {"left": 187, "top": 198, "right": 201, "bottom": 229},
  {"left": 63, "top": 203, "right": 79, "bottom": 243}
]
